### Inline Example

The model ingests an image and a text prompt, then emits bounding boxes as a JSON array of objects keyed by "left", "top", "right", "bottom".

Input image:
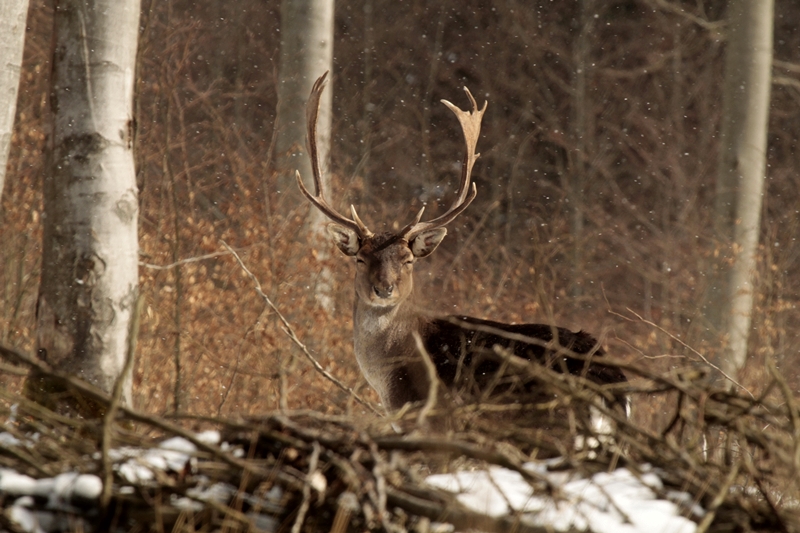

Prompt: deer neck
[
  {"left": 352, "top": 297, "right": 425, "bottom": 408},
  {"left": 353, "top": 297, "right": 420, "bottom": 361}
]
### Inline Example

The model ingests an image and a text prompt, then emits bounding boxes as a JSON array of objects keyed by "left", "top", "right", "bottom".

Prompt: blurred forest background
[{"left": 1, "top": 0, "right": 799, "bottom": 430}]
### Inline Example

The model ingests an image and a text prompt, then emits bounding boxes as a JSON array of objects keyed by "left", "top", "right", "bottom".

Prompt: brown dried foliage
[{"left": 1, "top": 0, "right": 800, "bottom": 528}]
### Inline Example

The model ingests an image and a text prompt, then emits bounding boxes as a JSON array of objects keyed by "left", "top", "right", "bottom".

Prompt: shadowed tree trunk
[
  {"left": 0, "top": 0, "right": 30, "bottom": 207},
  {"left": 706, "top": 0, "right": 773, "bottom": 383},
  {"left": 28, "top": 0, "right": 141, "bottom": 415},
  {"left": 569, "top": 0, "right": 595, "bottom": 300}
]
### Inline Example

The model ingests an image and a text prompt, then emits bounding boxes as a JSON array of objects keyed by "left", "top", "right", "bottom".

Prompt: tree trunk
[
  {"left": 274, "top": 0, "right": 335, "bottom": 311},
  {"left": 30, "top": 0, "right": 141, "bottom": 415},
  {"left": 708, "top": 0, "right": 773, "bottom": 382},
  {"left": 0, "top": 0, "right": 30, "bottom": 206},
  {"left": 569, "top": 0, "right": 595, "bottom": 300},
  {"left": 274, "top": 0, "right": 334, "bottom": 207}
]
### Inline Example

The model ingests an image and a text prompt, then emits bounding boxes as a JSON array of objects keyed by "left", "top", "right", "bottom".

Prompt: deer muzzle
[{"left": 373, "top": 284, "right": 394, "bottom": 299}]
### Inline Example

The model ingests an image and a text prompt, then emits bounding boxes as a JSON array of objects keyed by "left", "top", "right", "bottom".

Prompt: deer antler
[
  {"left": 400, "top": 87, "right": 487, "bottom": 241},
  {"left": 296, "top": 72, "right": 373, "bottom": 238}
]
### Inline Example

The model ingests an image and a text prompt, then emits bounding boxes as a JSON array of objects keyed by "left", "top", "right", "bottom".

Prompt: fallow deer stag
[{"left": 298, "top": 72, "right": 629, "bottom": 429}]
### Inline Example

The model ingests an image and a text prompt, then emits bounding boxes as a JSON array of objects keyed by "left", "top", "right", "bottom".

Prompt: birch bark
[
  {"left": 0, "top": 0, "right": 30, "bottom": 204},
  {"left": 31, "top": 0, "right": 141, "bottom": 412}
]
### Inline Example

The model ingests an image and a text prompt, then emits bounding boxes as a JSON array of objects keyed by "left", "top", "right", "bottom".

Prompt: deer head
[{"left": 297, "top": 72, "right": 487, "bottom": 309}]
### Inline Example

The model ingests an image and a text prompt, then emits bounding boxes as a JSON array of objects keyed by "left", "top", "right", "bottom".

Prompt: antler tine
[
  {"left": 396, "top": 206, "right": 426, "bottom": 239},
  {"left": 297, "top": 72, "right": 373, "bottom": 238},
  {"left": 402, "top": 87, "right": 487, "bottom": 241},
  {"left": 350, "top": 205, "right": 372, "bottom": 236}
]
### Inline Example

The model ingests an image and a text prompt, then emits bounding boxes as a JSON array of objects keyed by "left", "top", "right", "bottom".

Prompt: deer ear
[
  {"left": 410, "top": 228, "right": 447, "bottom": 258},
  {"left": 327, "top": 224, "right": 360, "bottom": 256}
]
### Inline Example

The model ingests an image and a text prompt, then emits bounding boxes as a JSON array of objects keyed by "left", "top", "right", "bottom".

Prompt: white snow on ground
[
  {"left": 0, "top": 429, "right": 704, "bottom": 533},
  {"left": 0, "top": 468, "right": 103, "bottom": 533},
  {"left": 0, "top": 470, "right": 102, "bottom": 506},
  {"left": 426, "top": 462, "right": 703, "bottom": 533},
  {"left": 105, "top": 429, "right": 224, "bottom": 484}
]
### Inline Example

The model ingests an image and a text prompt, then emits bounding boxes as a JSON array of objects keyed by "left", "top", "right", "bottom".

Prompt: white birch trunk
[
  {"left": 34, "top": 0, "right": 141, "bottom": 410},
  {"left": 713, "top": 0, "right": 774, "bottom": 380},
  {"left": 0, "top": 0, "right": 30, "bottom": 203},
  {"left": 274, "top": 0, "right": 335, "bottom": 311},
  {"left": 275, "top": 0, "right": 334, "bottom": 203}
]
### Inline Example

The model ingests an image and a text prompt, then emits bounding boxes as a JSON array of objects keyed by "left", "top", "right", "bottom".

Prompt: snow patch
[
  {"left": 114, "top": 435, "right": 200, "bottom": 484},
  {"left": 426, "top": 464, "right": 701, "bottom": 533}
]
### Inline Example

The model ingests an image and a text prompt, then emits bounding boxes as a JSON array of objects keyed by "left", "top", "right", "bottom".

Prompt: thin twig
[
  {"left": 412, "top": 332, "right": 439, "bottom": 428},
  {"left": 695, "top": 461, "right": 740, "bottom": 533},
  {"left": 0, "top": 343, "right": 291, "bottom": 486},
  {"left": 139, "top": 250, "right": 230, "bottom": 271},
  {"left": 374, "top": 436, "right": 553, "bottom": 489},
  {"left": 369, "top": 442, "right": 389, "bottom": 527},
  {"left": 291, "top": 441, "right": 321, "bottom": 533},
  {"left": 384, "top": 486, "right": 552, "bottom": 533},
  {"left": 644, "top": 0, "right": 725, "bottom": 32},
  {"left": 742, "top": 444, "right": 790, "bottom": 533},
  {"left": 613, "top": 307, "right": 754, "bottom": 399},
  {"left": 774, "top": 59, "right": 800, "bottom": 74},
  {"left": 101, "top": 291, "right": 143, "bottom": 509},
  {"left": 767, "top": 358, "right": 800, "bottom": 469},
  {"left": 221, "top": 240, "right": 382, "bottom": 416}
]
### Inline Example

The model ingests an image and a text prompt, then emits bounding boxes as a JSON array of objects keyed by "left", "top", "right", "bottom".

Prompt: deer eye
[{"left": 356, "top": 258, "right": 366, "bottom": 264}]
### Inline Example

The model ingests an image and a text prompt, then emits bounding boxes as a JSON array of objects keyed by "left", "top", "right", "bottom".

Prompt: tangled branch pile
[{"left": 0, "top": 343, "right": 798, "bottom": 532}]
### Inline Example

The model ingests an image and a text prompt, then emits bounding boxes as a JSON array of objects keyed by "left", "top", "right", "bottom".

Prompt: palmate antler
[
  {"left": 297, "top": 72, "right": 487, "bottom": 240},
  {"left": 399, "top": 87, "right": 486, "bottom": 241},
  {"left": 296, "top": 72, "right": 374, "bottom": 238}
]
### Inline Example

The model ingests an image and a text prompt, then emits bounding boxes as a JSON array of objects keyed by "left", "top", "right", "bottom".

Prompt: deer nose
[{"left": 373, "top": 285, "right": 393, "bottom": 299}]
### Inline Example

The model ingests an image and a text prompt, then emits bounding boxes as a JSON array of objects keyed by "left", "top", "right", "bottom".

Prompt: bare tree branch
[{"left": 221, "top": 241, "right": 382, "bottom": 416}]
